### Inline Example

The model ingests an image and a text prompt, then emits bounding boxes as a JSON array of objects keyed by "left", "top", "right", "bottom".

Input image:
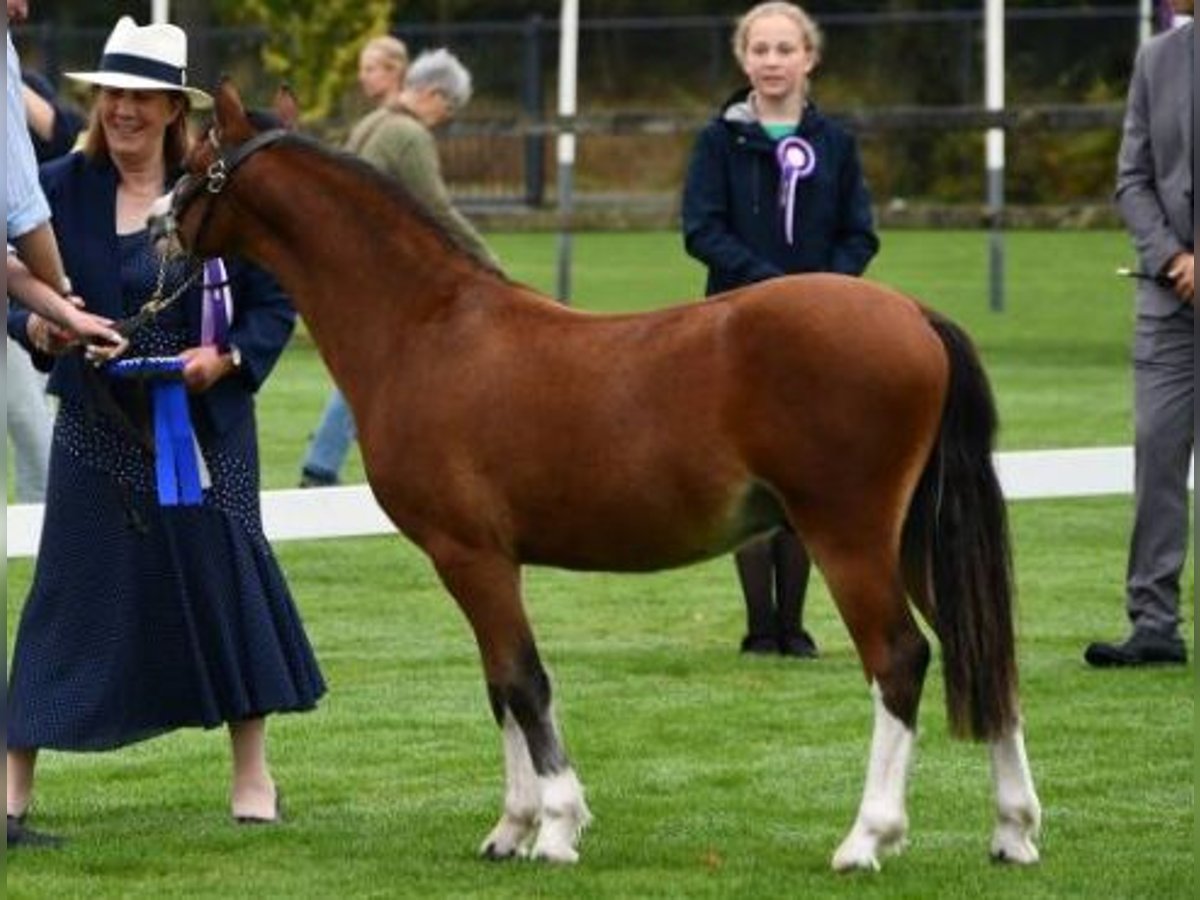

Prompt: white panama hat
[{"left": 66, "top": 16, "right": 213, "bottom": 109}]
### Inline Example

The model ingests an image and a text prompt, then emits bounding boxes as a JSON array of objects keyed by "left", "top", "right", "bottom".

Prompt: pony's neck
[{"left": 227, "top": 141, "right": 486, "bottom": 391}]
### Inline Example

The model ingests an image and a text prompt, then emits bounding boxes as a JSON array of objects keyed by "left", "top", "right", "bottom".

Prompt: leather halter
[{"left": 168, "top": 126, "right": 291, "bottom": 243}]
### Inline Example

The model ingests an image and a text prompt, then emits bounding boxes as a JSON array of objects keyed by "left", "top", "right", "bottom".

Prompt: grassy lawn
[{"left": 7, "top": 229, "right": 1192, "bottom": 897}]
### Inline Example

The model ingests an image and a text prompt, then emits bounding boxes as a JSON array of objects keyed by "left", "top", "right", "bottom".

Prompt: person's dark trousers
[{"left": 736, "top": 527, "right": 812, "bottom": 652}]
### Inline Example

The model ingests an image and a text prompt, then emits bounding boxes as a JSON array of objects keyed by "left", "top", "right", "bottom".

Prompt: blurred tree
[{"left": 214, "top": 0, "right": 394, "bottom": 123}]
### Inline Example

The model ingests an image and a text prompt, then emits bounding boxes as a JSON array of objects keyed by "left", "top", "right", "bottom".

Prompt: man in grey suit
[{"left": 1086, "top": 0, "right": 1193, "bottom": 667}]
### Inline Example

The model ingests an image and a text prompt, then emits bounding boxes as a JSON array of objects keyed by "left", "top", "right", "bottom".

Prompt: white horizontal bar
[{"left": 6, "top": 447, "right": 1192, "bottom": 560}]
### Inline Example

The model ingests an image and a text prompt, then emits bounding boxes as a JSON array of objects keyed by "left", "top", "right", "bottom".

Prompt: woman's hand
[
  {"left": 178, "top": 345, "right": 237, "bottom": 393},
  {"left": 60, "top": 300, "right": 128, "bottom": 362}
]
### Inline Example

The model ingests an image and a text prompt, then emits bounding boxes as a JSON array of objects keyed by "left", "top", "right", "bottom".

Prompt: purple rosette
[{"left": 775, "top": 136, "right": 817, "bottom": 245}]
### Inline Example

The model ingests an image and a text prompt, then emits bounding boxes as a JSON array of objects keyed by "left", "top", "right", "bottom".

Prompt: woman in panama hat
[{"left": 6, "top": 17, "right": 325, "bottom": 844}]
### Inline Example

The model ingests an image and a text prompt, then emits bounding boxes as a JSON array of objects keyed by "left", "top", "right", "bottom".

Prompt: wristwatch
[{"left": 227, "top": 343, "right": 243, "bottom": 371}]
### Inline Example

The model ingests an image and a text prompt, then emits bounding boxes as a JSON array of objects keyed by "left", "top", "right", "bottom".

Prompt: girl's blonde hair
[{"left": 732, "top": 2, "right": 824, "bottom": 68}]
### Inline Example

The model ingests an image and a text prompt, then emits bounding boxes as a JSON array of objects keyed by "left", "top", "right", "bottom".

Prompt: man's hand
[{"left": 1165, "top": 252, "right": 1194, "bottom": 304}]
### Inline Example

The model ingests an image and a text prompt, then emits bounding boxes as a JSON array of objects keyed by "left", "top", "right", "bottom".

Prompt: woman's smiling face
[{"left": 97, "top": 87, "right": 181, "bottom": 164}]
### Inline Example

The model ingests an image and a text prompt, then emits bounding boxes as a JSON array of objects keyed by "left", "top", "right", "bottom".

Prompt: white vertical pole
[
  {"left": 151, "top": 0, "right": 170, "bottom": 24},
  {"left": 984, "top": 0, "right": 1005, "bottom": 312},
  {"left": 1138, "top": 0, "right": 1153, "bottom": 44},
  {"left": 555, "top": 0, "right": 579, "bottom": 303}
]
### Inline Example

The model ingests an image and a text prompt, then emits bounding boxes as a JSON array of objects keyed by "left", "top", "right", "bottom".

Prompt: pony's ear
[
  {"left": 273, "top": 83, "right": 300, "bottom": 131},
  {"left": 213, "top": 76, "right": 253, "bottom": 141}
]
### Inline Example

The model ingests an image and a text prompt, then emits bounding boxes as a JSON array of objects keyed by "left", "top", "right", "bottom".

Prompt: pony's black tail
[{"left": 902, "top": 310, "right": 1017, "bottom": 741}]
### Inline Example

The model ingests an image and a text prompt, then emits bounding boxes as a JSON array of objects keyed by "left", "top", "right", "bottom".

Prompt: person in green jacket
[{"left": 299, "top": 45, "right": 497, "bottom": 487}]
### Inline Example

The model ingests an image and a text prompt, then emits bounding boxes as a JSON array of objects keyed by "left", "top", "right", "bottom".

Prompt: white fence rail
[{"left": 6, "top": 446, "right": 1193, "bottom": 560}]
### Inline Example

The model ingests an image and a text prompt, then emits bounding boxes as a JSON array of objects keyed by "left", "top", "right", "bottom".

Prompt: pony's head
[{"left": 149, "top": 79, "right": 296, "bottom": 258}]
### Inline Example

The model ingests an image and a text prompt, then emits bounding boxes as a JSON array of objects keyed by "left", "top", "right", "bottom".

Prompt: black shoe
[
  {"left": 1084, "top": 631, "right": 1187, "bottom": 668},
  {"left": 298, "top": 468, "right": 339, "bottom": 488},
  {"left": 740, "top": 633, "right": 779, "bottom": 655},
  {"left": 7, "top": 814, "right": 65, "bottom": 849},
  {"left": 779, "top": 629, "right": 819, "bottom": 659}
]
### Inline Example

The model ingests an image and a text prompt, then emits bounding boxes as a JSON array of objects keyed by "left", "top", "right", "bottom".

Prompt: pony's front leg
[
  {"left": 478, "top": 709, "right": 593, "bottom": 862},
  {"left": 832, "top": 682, "right": 916, "bottom": 872},
  {"left": 429, "top": 544, "right": 590, "bottom": 863},
  {"left": 492, "top": 653, "right": 591, "bottom": 863},
  {"left": 479, "top": 712, "right": 540, "bottom": 859},
  {"left": 989, "top": 724, "right": 1041, "bottom": 864}
]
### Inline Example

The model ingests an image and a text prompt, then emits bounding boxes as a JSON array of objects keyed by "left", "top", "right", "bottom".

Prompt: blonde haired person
[
  {"left": 354, "top": 34, "right": 409, "bottom": 117},
  {"left": 681, "top": 2, "right": 879, "bottom": 658}
]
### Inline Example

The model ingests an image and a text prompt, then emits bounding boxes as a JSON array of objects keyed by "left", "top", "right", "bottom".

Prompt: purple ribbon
[
  {"left": 201, "top": 258, "right": 232, "bottom": 349},
  {"left": 775, "top": 136, "right": 817, "bottom": 245}
]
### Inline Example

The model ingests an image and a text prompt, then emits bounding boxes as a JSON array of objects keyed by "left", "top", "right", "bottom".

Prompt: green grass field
[{"left": 6, "top": 230, "right": 1193, "bottom": 898}]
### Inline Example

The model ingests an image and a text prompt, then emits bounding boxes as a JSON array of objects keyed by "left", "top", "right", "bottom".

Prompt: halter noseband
[
  {"left": 169, "top": 126, "right": 291, "bottom": 241},
  {"left": 122, "top": 126, "right": 291, "bottom": 340}
]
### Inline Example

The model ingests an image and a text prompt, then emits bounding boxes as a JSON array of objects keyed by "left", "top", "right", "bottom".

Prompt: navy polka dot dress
[{"left": 7, "top": 232, "right": 326, "bottom": 751}]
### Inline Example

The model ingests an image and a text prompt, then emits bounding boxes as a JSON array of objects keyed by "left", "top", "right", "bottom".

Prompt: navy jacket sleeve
[
  {"left": 220, "top": 260, "right": 295, "bottom": 394},
  {"left": 681, "top": 125, "right": 782, "bottom": 290},
  {"left": 8, "top": 299, "right": 56, "bottom": 373},
  {"left": 24, "top": 71, "right": 85, "bottom": 162},
  {"left": 828, "top": 132, "right": 879, "bottom": 276}
]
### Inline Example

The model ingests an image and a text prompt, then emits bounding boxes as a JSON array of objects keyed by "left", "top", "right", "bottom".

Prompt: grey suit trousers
[{"left": 1125, "top": 306, "right": 1194, "bottom": 635}]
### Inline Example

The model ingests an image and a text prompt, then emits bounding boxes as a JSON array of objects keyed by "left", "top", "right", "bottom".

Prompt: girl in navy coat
[
  {"left": 6, "top": 18, "right": 324, "bottom": 838},
  {"left": 681, "top": 2, "right": 879, "bottom": 658}
]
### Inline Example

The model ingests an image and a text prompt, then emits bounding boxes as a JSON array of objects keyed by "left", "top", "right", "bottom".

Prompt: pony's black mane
[{"left": 250, "top": 129, "right": 507, "bottom": 281}]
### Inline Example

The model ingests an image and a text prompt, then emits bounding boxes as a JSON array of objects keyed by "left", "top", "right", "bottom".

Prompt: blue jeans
[
  {"left": 7, "top": 336, "right": 52, "bottom": 502},
  {"left": 300, "top": 387, "right": 356, "bottom": 483}
]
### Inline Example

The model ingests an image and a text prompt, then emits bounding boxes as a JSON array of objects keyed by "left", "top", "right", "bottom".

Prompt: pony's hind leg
[
  {"left": 989, "top": 725, "right": 1041, "bottom": 864},
  {"left": 818, "top": 544, "right": 930, "bottom": 872},
  {"left": 429, "top": 544, "right": 590, "bottom": 863}
]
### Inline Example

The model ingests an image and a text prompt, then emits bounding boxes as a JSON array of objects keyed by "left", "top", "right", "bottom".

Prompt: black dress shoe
[
  {"left": 7, "top": 814, "right": 65, "bottom": 849},
  {"left": 740, "top": 633, "right": 779, "bottom": 655},
  {"left": 779, "top": 629, "right": 819, "bottom": 659},
  {"left": 1084, "top": 631, "right": 1187, "bottom": 668}
]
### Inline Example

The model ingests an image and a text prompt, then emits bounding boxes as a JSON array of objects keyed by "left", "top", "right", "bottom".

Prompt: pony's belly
[{"left": 514, "top": 481, "right": 786, "bottom": 573}]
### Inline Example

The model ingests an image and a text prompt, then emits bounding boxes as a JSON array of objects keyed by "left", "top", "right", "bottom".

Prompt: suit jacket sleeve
[{"left": 1114, "top": 40, "right": 1187, "bottom": 279}]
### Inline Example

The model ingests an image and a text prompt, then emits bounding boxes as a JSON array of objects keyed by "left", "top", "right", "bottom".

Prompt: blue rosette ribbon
[
  {"left": 775, "top": 136, "right": 817, "bottom": 245},
  {"left": 107, "top": 357, "right": 204, "bottom": 506}
]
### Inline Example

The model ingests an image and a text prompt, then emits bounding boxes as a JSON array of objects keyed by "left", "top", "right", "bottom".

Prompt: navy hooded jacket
[{"left": 681, "top": 89, "right": 879, "bottom": 297}]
